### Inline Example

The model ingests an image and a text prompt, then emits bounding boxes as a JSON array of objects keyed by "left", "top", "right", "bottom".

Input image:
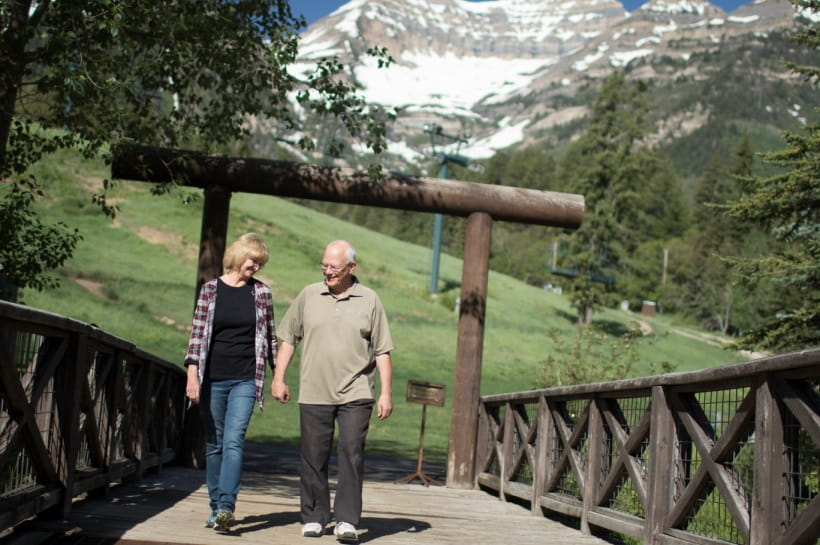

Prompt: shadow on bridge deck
[{"left": 3, "top": 444, "right": 608, "bottom": 545}]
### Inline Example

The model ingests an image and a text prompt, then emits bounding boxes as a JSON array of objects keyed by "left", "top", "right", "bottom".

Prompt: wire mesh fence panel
[{"left": 477, "top": 348, "right": 819, "bottom": 545}]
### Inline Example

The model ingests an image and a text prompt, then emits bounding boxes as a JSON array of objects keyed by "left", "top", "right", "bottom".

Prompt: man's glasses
[{"left": 320, "top": 262, "right": 347, "bottom": 273}]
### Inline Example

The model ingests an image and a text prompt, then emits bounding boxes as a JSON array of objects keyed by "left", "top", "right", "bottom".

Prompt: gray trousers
[{"left": 299, "top": 400, "right": 374, "bottom": 526}]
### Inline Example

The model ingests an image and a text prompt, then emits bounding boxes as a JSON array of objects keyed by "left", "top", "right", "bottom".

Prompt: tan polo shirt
[{"left": 278, "top": 278, "right": 394, "bottom": 405}]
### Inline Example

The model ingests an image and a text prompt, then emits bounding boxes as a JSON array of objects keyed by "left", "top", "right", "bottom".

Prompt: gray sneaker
[
  {"left": 302, "top": 522, "right": 324, "bottom": 537},
  {"left": 334, "top": 522, "right": 358, "bottom": 542}
]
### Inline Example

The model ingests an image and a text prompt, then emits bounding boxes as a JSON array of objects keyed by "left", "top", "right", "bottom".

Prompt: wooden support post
[
  {"left": 195, "top": 184, "right": 232, "bottom": 304},
  {"left": 447, "top": 212, "right": 492, "bottom": 489}
]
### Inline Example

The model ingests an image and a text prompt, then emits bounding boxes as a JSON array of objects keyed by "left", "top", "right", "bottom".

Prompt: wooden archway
[{"left": 112, "top": 145, "right": 584, "bottom": 488}]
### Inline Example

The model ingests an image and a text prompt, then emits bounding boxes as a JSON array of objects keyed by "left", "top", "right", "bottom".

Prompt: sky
[{"left": 289, "top": 0, "right": 753, "bottom": 26}]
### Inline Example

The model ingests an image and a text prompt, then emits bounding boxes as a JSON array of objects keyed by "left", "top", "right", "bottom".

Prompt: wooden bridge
[{"left": 1, "top": 301, "right": 819, "bottom": 545}]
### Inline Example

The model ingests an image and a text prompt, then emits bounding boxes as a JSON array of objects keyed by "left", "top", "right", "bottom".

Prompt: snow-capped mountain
[{"left": 290, "top": 0, "right": 813, "bottom": 165}]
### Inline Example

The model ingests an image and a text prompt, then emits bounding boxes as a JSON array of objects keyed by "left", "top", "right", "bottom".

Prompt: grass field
[{"left": 17, "top": 150, "right": 750, "bottom": 461}]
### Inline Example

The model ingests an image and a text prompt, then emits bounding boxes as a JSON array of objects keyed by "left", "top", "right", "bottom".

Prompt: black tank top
[{"left": 208, "top": 279, "right": 256, "bottom": 380}]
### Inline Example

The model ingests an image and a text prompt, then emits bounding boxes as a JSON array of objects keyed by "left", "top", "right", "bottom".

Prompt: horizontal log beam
[{"left": 111, "top": 146, "right": 584, "bottom": 228}]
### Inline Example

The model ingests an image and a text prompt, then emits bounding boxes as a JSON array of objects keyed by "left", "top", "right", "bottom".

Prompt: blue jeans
[{"left": 201, "top": 378, "right": 255, "bottom": 513}]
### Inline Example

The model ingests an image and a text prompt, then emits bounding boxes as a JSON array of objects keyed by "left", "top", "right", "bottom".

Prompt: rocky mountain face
[{"left": 290, "top": 0, "right": 815, "bottom": 172}]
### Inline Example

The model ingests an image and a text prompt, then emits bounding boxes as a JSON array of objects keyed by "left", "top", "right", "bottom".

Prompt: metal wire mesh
[
  {"left": 676, "top": 387, "right": 752, "bottom": 544},
  {"left": 602, "top": 396, "right": 651, "bottom": 517},
  {"left": 0, "top": 331, "right": 48, "bottom": 498},
  {"left": 783, "top": 384, "right": 819, "bottom": 530},
  {"left": 551, "top": 400, "right": 588, "bottom": 499},
  {"left": 483, "top": 404, "right": 503, "bottom": 477},
  {"left": 510, "top": 403, "right": 535, "bottom": 485}
]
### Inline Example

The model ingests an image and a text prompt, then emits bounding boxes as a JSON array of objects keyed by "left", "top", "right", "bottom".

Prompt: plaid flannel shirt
[{"left": 184, "top": 278, "right": 277, "bottom": 409}]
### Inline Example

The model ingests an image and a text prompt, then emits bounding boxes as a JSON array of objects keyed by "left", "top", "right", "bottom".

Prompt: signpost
[{"left": 394, "top": 380, "right": 446, "bottom": 486}]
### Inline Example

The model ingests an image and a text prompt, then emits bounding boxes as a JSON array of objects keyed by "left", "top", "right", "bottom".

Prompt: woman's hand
[{"left": 186, "top": 365, "right": 200, "bottom": 404}]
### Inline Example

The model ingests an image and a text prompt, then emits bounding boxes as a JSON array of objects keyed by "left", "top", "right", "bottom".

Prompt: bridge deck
[{"left": 9, "top": 444, "right": 607, "bottom": 545}]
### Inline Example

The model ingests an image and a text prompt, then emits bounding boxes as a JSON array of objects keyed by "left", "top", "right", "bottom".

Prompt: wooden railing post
[
  {"left": 56, "top": 330, "right": 88, "bottom": 518},
  {"left": 531, "top": 396, "right": 549, "bottom": 515},
  {"left": 500, "top": 402, "right": 515, "bottom": 501},
  {"left": 644, "top": 386, "right": 674, "bottom": 545},
  {"left": 475, "top": 402, "right": 491, "bottom": 485},
  {"left": 581, "top": 397, "right": 604, "bottom": 535},
  {"left": 751, "top": 375, "right": 783, "bottom": 545}
]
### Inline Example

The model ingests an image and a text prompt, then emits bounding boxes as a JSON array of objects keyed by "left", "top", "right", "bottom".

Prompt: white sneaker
[
  {"left": 302, "top": 522, "right": 324, "bottom": 537},
  {"left": 334, "top": 522, "right": 358, "bottom": 542}
]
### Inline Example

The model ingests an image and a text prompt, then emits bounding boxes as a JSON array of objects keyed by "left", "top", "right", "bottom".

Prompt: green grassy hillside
[{"left": 18, "top": 150, "right": 748, "bottom": 460}]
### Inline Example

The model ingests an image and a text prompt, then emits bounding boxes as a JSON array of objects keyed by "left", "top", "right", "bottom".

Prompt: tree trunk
[
  {"left": 0, "top": 0, "right": 44, "bottom": 175},
  {"left": 578, "top": 305, "right": 593, "bottom": 327}
]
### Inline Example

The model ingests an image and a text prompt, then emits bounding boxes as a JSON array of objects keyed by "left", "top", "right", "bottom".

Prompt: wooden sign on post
[
  {"left": 406, "top": 380, "right": 446, "bottom": 407},
  {"left": 395, "top": 380, "right": 446, "bottom": 487}
]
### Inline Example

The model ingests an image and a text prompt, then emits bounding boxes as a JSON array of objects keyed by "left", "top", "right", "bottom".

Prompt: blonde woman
[{"left": 184, "top": 233, "right": 277, "bottom": 532}]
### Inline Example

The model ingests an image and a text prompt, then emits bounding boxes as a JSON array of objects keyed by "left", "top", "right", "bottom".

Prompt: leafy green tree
[
  {"left": 722, "top": 0, "right": 819, "bottom": 350},
  {"left": 0, "top": 0, "right": 394, "bottom": 298},
  {"left": 0, "top": 178, "right": 81, "bottom": 300}
]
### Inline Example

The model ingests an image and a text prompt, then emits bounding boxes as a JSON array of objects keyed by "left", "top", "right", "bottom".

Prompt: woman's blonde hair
[{"left": 223, "top": 233, "right": 269, "bottom": 272}]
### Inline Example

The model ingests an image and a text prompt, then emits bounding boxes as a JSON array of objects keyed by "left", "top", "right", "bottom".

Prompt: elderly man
[{"left": 272, "top": 240, "right": 393, "bottom": 542}]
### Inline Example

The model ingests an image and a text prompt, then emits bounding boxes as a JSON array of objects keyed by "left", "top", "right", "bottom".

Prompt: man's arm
[
  {"left": 271, "top": 341, "right": 295, "bottom": 403},
  {"left": 375, "top": 352, "right": 393, "bottom": 420}
]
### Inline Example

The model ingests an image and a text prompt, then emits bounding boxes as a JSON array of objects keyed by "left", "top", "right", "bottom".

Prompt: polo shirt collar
[{"left": 321, "top": 275, "right": 361, "bottom": 300}]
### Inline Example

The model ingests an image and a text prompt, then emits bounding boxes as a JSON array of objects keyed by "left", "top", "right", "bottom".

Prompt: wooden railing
[
  {"left": 476, "top": 348, "right": 820, "bottom": 545},
  {"left": 0, "top": 301, "right": 190, "bottom": 531}
]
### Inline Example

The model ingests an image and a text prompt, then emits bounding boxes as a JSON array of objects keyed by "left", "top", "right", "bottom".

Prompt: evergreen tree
[
  {"left": 722, "top": 0, "right": 819, "bottom": 350},
  {"left": 688, "top": 153, "right": 744, "bottom": 333},
  {"left": 557, "top": 72, "right": 650, "bottom": 325}
]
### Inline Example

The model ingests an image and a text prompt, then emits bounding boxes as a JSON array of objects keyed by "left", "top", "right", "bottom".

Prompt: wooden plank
[
  {"left": 586, "top": 508, "right": 644, "bottom": 540},
  {"left": 481, "top": 347, "right": 820, "bottom": 404},
  {"left": 20, "top": 463, "right": 611, "bottom": 545},
  {"left": 541, "top": 493, "right": 584, "bottom": 518},
  {"left": 501, "top": 480, "right": 533, "bottom": 503}
]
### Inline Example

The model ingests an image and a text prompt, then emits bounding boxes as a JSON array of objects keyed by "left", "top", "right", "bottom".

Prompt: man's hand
[
  {"left": 377, "top": 393, "right": 392, "bottom": 420},
  {"left": 271, "top": 380, "right": 290, "bottom": 403}
]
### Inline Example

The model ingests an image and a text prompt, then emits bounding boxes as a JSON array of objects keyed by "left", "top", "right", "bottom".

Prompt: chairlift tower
[{"left": 424, "top": 124, "right": 469, "bottom": 295}]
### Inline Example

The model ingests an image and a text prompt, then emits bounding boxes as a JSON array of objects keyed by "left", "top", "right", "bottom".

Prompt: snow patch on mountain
[
  {"left": 463, "top": 118, "right": 530, "bottom": 158},
  {"left": 354, "top": 52, "right": 548, "bottom": 114}
]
